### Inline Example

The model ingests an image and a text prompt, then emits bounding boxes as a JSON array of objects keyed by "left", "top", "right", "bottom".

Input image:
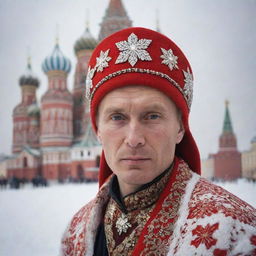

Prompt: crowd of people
[
  {"left": 0, "top": 174, "right": 99, "bottom": 189},
  {"left": 0, "top": 175, "right": 48, "bottom": 189}
]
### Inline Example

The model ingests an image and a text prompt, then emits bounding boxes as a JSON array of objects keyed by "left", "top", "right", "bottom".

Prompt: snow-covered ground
[{"left": 0, "top": 179, "right": 255, "bottom": 256}]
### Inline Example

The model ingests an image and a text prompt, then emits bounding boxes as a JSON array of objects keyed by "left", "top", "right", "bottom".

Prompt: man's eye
[
  {"left": 146, "top": 114, "right": 160, "bottom": 120},
  {"left": 111, "top": 114, "right": 124, "bottom": 121}
]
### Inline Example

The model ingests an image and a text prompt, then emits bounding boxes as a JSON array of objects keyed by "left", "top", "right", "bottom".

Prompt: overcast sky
[{"left": 0, "top": 0, "right": 255, "bottom": 158}]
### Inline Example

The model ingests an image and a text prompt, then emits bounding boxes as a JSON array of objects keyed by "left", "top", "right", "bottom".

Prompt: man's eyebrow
[{"left": 142, "top": 103, "right": 167, "bottom": 112}]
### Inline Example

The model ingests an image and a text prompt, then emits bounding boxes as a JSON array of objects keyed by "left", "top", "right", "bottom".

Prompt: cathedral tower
[
  {"left": 73, "top": 23, "right": 98, "bottom": 142},
  {"left": 214, "top": 101, "right": 241, "bottom": 180},
  {"left": 41, "top": 40, "right": 73, "bottom": 148},
  {"left": 12, "top": 58, "right": 40, "bottom": 153},
  {"left": 98, "top": 0, "right": 132, "bottom": 41}
]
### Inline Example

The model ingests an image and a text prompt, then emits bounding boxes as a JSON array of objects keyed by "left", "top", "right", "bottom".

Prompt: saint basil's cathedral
[
  {"left": 8, "top": 0, "right": 132, "bottom": 182},
  {"left": 5, "top": 0, "right": 255, "bottom": 182}
]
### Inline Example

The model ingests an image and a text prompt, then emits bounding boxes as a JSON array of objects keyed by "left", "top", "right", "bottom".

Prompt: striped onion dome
[
  {"left": 19, "top": 59, "right": 39, "bottom": 87},
  {"left": 74, "top": 26, "right": 98, "bottom": 54},
  {"left": 42, "top": 43, "right": 71, "bottom": 73}
]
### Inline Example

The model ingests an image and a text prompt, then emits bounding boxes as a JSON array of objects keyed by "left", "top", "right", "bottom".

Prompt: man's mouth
[{"left": 120, "top": 157, "right": 151, "bottom": 163}]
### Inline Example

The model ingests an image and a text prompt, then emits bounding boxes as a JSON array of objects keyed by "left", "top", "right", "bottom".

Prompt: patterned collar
[{"left": 109, "top": 164, "right": 173, "bottom": 214}]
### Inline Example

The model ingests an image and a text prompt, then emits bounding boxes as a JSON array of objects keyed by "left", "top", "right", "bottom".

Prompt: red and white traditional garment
[{"left": 61, "top": 158, "right": 256, "bottom": 256}]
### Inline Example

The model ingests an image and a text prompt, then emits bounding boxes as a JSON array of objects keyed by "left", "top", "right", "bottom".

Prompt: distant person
[
  {"left": 61, "top": 27, "right": 256, "bottom": 255},
  {"left": 0, "top": 175, "right": 7, "bottom": 189},
  {"left": 9, "top": 176, "right": 20, "bottom": 189}
]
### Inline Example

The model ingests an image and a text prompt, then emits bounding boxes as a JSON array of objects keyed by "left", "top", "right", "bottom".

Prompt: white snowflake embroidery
[
  {"left": 115, "top": 33, "right": 152, "bottom": 67},
  {"left": 96, "top": 49, "right": 112, "bottom": 72},
  {"left": 86, "top": 66, "right": 95, "bottom": 99},
  {"left": 116, "top": 213, "right": 132, "bottom": 235},
  {"left": 183, "top": 67, "right": 193, "bottom": 108},
  {"left": 160, "top": 48, "right": 178, "bottom": 70},
  {"left": 85, "top": 49, "right": 111, "bottom": 100}
]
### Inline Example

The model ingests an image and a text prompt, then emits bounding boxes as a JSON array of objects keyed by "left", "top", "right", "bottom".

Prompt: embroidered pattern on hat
[
  {"left": 86, "top": 49, "right": 112, "bottom": 100},
  {"left": 160, "top": 48, "right": 178, "bottom": 70},
  {"left": 115, "top": 33, "right": 152, "bottom": 67},
  {"left": 96, "top": 50, "right": 112, "bottom": 72},
  {"left": 183, "top": 67, "right": 193, "bottom": 109},
  {"left": 89, "top": 68, "right": 187, "bottom": 105},
  {"left": 86, "top": 66, "right": 95, "bottom": 100}
]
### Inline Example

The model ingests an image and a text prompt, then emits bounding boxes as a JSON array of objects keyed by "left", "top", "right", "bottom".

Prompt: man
[{"left": 61, "top": 27, "right": 256, "bottom": 255}]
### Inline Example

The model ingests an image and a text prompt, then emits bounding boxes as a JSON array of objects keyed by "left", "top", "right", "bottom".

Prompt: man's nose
[{"left": 124, "top": 121, "right": 145, "bottom": 148}]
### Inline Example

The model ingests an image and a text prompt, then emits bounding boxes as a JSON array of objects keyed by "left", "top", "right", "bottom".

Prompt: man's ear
[{"left": 176, "top": 123, "right": 185, "bottom": 144}]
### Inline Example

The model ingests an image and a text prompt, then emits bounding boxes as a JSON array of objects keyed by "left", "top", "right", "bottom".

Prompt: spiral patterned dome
[
  {"left": 19, "top": 60, "right": 39, "bottom": 87},
  {"left": 42, "top": 43, "right": 71, "bottom": 73},
  {"left": 74, "top": 27, "right": 98, "bottom": 54}
]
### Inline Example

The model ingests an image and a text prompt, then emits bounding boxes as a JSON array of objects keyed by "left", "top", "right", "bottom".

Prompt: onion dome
[
  {"left": 19, "top": 58, "right": 39, "bottom": 87},
  {"left": 27, "top": 101, "right": 40, "bottom": 117},
  {"left": 42, "top": 42, "right": 71, "bottom": 73},
  {"left": 74, "top": 26, "right": 98, "bottom": 54}
]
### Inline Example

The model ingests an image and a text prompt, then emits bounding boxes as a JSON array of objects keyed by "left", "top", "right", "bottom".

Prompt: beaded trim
[{"left": 88, "top": 68, "right": 191, "bottom": 110}]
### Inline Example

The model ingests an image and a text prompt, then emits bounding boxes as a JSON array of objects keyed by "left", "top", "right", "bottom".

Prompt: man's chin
[{"left": 118, "top": 168, "right": 155, "bottom": 182}]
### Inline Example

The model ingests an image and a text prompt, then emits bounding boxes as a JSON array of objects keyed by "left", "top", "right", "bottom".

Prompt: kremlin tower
[
  {"left": 12, "top": 58, "right": 40, "bottom": 153},
  {"left": 214, "top": 101, "right": 242, "bottom": 180}
]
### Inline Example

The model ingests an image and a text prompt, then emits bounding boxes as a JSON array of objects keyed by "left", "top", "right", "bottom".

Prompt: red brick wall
[
  {"left": 71, "top": 160, "right": 96, "bottom": 178},
  {"left": 7, "top": 167, "right": 39, "bottom": 180},
  {"left": 85, "top": 170, "right": 99, "bottom": 181},
  {"left": 214, "top": 151, "right": 241, "bottom": 180},
  {"left": 23, "top": 167, "right": 39, "bottom": 180},
  {"left": 8, "top": 168, "right": 23, "bottom": 179},
  {"left": 42, "top": 163, "right": 71, "bottom": 180}
]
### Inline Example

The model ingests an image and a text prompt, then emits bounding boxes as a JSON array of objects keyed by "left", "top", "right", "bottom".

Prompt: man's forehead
[
  {"left": 101, "top": 102, "right": 170, "bottom": 114},
  {"left": 99, "top": 85, "right": 172, "bottom": 103},
  {"left": 105, "top": 85, "right": 159, "bottom": 94},
  {"left": 99, "top": 87, "right": 177, "bottom": 113}
]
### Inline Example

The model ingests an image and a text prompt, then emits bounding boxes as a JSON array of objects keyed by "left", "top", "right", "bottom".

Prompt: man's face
[{"left": 97, "top": 86, "right": 184, "bottom": 196}]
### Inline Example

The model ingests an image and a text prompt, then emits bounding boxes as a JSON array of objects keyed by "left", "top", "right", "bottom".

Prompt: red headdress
[{"left": 86, "top": 27, "right": 201, "bottom": 187}]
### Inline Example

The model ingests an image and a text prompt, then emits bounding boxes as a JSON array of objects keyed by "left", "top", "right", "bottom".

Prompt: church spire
[
  {"left": 98, "top": 0, "right": 132, "bottom": 41},
  {"left": 55, "top": 24, "right": 59, "bottom": 46},
  {"left": 156, "top": 9, "right": 161, "bottom": 33},
  {"left": 218, "top": 100, "right": 237, "bottom": 150},
  {"left": 222, "top": 100, "right": 233, "bottom": 133},
  {"left": 106, "top": 0, "right": 128, "bottom": 17}
]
